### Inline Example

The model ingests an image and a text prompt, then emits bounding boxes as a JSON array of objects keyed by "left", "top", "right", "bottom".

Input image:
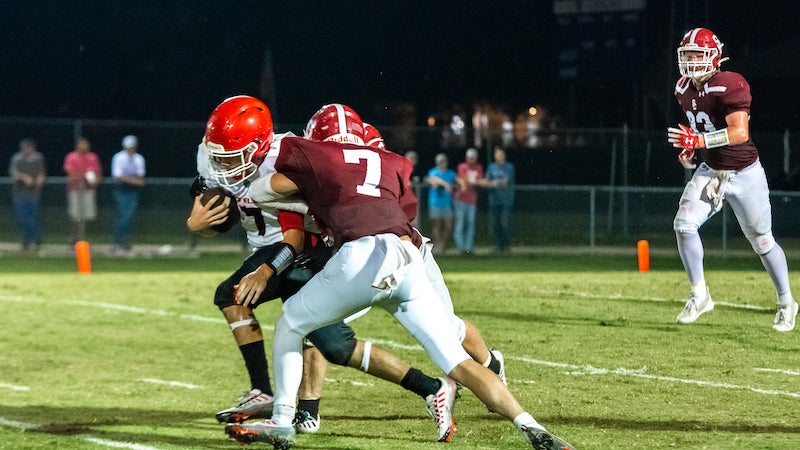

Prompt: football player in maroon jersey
[
  {"left": 188, "top": 97, "right": 463, "bottom": 441},
  {"left": 226, "top": 104, "right": 575, "bottom": 449},
  {"left": 667, "top": 28, "right": 796, "bottom": 331}
]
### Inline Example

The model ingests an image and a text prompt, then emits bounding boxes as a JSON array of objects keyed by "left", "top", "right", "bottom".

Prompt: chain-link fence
[
  {"left": 2, "top": 117, "right": 799, "bottom": 255},
  {"left": 2, "top": 178, "right": 799, "bottom": 256}
]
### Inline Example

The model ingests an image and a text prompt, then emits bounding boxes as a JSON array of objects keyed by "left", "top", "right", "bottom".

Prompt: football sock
[
  {"left": 758, "top": 244, "right": 793, "bottom": 304},
  {"left": 514, "top": 412, "right": 543, "bottom": 431},
  {"left": 239, "top": 341, "right": 272, "bottom": 395},
  {"left": 400, "top": 368, "right": 441, "bottom": 398},
  {"left": 297, "top": 398, "right": 320, "bottom": 417}
]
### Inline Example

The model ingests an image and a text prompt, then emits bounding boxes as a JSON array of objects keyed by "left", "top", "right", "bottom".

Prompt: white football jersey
[{"left": 196, "top": 132, "right": 319, "bottom": 250}]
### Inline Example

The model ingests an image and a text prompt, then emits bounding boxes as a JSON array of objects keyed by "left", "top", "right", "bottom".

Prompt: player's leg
[
  {"left": 295, "top": 344, "right": 326, "bottom": 433},
  {"left": 226, "top": 236, "right": 450, "bottom": 445},
  {"left": 673, "top": 166, "right": 716, "bottom": 323},
  {"left": 420, "top": 238, "right": 505, "bottom": 383},
  {"left": 349, "top": 339, "right": 458, "bottom": 442},
  {"left": 726, "top": 162, "right": 796, "bottom": 331},
  {"left": 386, "top": 242, "right": 574, "bottom": 447},
  {"left": 214, "top": 244, "right": 294, "bottom": 423}
]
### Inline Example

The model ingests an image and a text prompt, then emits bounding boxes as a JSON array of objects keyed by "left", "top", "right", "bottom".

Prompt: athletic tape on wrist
[
  {"left": 229, "top": 318, "right": 258, "bottom": 331},
  {"left": 360, "top": 341, "right": 372, "bottom": 373},
  {"left": 703, "top": 129, "right": 730, "bottom": 148},
  {"left": 266, "top": 243, "right": 297, "bottom": 275}
]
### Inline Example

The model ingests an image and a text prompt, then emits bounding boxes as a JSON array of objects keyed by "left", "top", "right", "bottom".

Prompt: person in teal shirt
[{"left": 425, "top": 153, "right": 456, "bottom": 254}]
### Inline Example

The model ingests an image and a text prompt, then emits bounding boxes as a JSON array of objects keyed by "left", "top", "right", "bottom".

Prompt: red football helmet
[
  {"left": 677, "top": 28, "right": 727, "bottom": 79},
  {"left": 203, "top": 95, "right": 274, "bottom": 187},
  {"left": 304, "top": 103, "right": 365, "bottom": 145},
  {"left": 363, "top": 122, "right": 385, "bottom": 149}
]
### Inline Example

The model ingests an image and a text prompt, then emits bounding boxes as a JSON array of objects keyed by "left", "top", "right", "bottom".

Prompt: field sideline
[{"left": 1, "top": 252, "right": 799, "bottom": 449}]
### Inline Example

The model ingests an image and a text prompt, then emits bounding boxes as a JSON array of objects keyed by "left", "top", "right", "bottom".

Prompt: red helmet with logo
[
  {"left": 203, "top": 95, "right": 274, "bottom": 187},
  {"left": 363, "top": 122, "right": 386, "bottom": 149},
  {"left": 304, "top": 103, "right": 365, "bottom": 145},
  {"left": 677, "top": 28, "right": 727, "bottom": 79}
]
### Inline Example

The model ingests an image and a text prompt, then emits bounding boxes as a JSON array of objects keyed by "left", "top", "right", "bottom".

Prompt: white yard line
[
  {"left": 526, "top": 287, "right": 773, "bottom": 311},
  {"left": 140, "top": 378, "right": 202, "bottom": 389},
  {"left": 60, "top": 300, "right": 799, "bottom": 402},
  {"left": 0, "top": 382, "right": 30, "bottom": 391},
  {"left": 755, "top": 367, "right": 800, "bottom": 376},
  {"left": 0, "top": 417, "right": 159, "bottom": 450}
]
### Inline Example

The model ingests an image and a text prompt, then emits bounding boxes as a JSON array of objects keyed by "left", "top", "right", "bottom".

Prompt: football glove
[
  {"left": 667, "top": 124, "right": 700, "bottom": 150},
  {"left": 189, "top": 175, "right": 208, "bottom": 198},
  {"left": 677, "top": 148, "right": 697, "bottom": 169},
  {"left": 293, "top": 245, "right": 336, "bottom": 274}
]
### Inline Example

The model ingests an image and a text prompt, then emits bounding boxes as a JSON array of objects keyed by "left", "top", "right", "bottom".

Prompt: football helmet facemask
[
  {"left": 677, "top": 28, "right": 728, "bottom": 79},
  {"left": 363, "top": 122, "right": 386, "bottom": 149},
  {"left": 304, "top": 103, "right": 366, "bottom": 145},
  {"left": 203, "top": 95, "right": 274, "bottom": 187}
]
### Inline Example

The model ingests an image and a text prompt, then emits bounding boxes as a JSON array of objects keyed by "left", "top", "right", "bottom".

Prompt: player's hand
[
  {"left": 667, "top": 124, "right": 700, "bottom": 149},
  {"left": 293, "top": 246, "right": 336, "bottom": 274},
  {"left": 677, "top": 148, "right": 697, "bottom": 169},
  {"left": 234, "top": 265, "right": 274, "bottom": 307},
  {"left": 186, "top": 194, "right": 229, "bottom": 233}
]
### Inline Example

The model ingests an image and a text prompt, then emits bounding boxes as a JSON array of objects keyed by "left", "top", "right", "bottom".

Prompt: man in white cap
[{"left": 110, "top": 134, "right": 146, "bottom": 256}]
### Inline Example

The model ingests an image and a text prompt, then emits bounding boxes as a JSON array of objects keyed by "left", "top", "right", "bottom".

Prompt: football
[{"left": 200, "top": 187, "right": 240, "bottom": 233}]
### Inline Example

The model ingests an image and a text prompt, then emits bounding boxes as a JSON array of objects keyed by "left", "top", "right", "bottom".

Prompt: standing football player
[
  {"left": 187, "top": 96, "right": 461, "bottom": 441},
  {"left": 226, "top": 104, "right": 575, "bottom": 449},
  {"left": 667, "top": 28, "right": 797, "bottom": 331}
]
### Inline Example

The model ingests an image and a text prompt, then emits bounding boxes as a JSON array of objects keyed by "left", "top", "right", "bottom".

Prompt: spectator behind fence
[
  {"left": 485, "top": 147, "right": 515, "bottom": 254},
  {"left": 110, "top": 134, "right": 146, "bottom": 257},
  {"left": 64, "top": 137, "right": 102, "bottom": 245},
  {"left": 453, "top": 147, "right": 484, "bottom": 255},
  {"left": 404, "top": 150, "right": 421, "bottom": 227},
  {"left": 9, "top": 138, "right": 46, "bottom": 253},
  {"left": 425, "top": 153, "right": 456, "bottom": 254}
]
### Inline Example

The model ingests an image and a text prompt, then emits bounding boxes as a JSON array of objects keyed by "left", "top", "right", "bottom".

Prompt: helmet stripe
[{"left": 334, "top": 104, "right": 347, "bottom": 137}]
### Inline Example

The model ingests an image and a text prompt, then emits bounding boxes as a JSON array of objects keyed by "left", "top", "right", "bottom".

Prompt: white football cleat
[
  {"left": 425, "top": 377, "right": 458, "bottom": 442},
  {"left": 225, "top": 419, "right": 295, "bottom": 449},
  {"left": 215, "top": 388, "right": 274, "bottom": 423},
  {"left": 773, "top": 301, "right": 798, "bottom": 332},
  {"left": 293, "top": 409, "right": 321, "bottom": 434},
  {"left": 676, "top": 288, "right": 714, "bottom": 324}
]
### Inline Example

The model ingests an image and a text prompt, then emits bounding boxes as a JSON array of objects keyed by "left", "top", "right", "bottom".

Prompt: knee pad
[
  {"left": 214, "top": 279, "right": 236, "bottom": 310},
  {"left": 748, "top": 232, "right": 776, "bottom": 255},
  {"left": 673, "top": 215, "right": 699, "bottom": 234},
  {"left": 305, "top": 322, "right": 357, "bottom": 366}
]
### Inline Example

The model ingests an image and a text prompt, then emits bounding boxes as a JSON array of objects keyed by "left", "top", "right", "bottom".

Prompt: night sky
[{"left": 1, "top": 1, "right": 798, "bottom": 129}]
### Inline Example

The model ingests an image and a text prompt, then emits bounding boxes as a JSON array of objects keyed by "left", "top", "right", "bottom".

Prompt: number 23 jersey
[{"left": 674, "top": 71, "right": 759, "bottom": 171}]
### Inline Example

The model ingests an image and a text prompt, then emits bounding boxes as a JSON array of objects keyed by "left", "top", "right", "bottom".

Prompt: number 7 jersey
[{"left": 275, "top": 136, "right": 419, "bottom": 248}]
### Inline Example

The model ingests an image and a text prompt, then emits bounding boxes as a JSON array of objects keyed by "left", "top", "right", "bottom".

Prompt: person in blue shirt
[
  {"left": 425, "top": 153, "right": 457, "bottom": 254},
  {"left": 485, "top": 147, "right": 515, "bottom": 254}
]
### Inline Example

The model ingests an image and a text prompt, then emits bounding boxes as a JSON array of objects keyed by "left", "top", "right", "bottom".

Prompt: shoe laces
[{"left": 238, "top": 389, "right": 269, "bottom": 406}]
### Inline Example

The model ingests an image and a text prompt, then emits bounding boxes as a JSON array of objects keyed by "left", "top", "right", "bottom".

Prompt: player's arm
[
  {"left": 668, "top": 111, "right": 749, "bottom": 150},
  {"left": 235, "top": 210, "right": 305, "bottom": 307},
  {"left": 248, "top": 172, "right": 299, "bottom": 206}
]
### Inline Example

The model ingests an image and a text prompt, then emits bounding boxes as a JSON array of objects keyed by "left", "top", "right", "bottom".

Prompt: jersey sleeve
[{"left": 719, "top": 73, "right": 751, "bottom": 116}]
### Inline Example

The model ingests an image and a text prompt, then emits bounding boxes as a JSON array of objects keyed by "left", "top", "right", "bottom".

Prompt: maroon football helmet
[
  {"left": 304, "top": 103, "right": 365, "bottom": 145},
  {"left": 677, "top": 28, "right": 727, "bottom": 79},
  {"left": 363, "top": 122, "right": 386, "bottom": 149}
]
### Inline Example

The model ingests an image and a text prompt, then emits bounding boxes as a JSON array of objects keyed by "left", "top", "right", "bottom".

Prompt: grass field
[{"left": 1, "top": 252, "right": 799, "bottom": 449}]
